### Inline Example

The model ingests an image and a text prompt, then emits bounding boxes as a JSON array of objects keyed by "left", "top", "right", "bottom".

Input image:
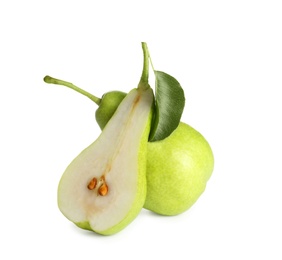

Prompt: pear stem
[
  {"left": 43, "top": 76, "right": 102, "bottom": 105},
  {"left": 138, "top": 42, "right": 150, "bottom": 90}
]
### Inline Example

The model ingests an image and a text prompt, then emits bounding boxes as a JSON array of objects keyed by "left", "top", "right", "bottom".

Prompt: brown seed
[
  {"left": 98, "top": 183, "right": 108, "bottom": 196},
  {"left": 87, "top": 178, "right": 97, "bottom": 190}
]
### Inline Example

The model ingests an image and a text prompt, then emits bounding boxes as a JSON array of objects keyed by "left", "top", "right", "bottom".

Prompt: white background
[{"left": 1, "top": 0, "right": 281, "bottom": 259}]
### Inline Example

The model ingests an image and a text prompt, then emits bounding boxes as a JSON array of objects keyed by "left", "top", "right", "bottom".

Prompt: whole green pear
[{"left": 144, "top": 122, "right": 214, "bottom": 215}]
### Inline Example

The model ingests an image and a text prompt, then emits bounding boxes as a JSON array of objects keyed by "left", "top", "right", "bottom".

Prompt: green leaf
[{"left": 149, "top": 71, "right": 185, "bottom": 141}]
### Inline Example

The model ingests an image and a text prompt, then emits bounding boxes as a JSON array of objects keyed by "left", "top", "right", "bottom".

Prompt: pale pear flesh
[{"left": 57, "top": 87, "right": 153, "bottom": 235}]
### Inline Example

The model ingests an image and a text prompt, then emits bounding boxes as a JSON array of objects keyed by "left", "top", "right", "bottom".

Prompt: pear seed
[
  {"left": 87, "top": 178, "right": 97, "bottom": 190},
  {"left": 98, "top": 183, "right": 108, "bottom": 196}
]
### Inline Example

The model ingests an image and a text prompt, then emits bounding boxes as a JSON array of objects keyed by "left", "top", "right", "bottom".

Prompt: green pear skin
[{"left": 144, "top": 122, "right": 214, "bottom": 216}]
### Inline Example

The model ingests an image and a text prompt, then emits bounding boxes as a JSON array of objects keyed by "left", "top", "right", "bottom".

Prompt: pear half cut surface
[{"left": 58, "top": 87, "right": 153, "bottom": 235}]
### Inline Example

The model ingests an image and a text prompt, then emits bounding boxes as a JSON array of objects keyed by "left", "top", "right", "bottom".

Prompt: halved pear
[{"left": 57, "top": 87, "right": 153, "bottom": 235}]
